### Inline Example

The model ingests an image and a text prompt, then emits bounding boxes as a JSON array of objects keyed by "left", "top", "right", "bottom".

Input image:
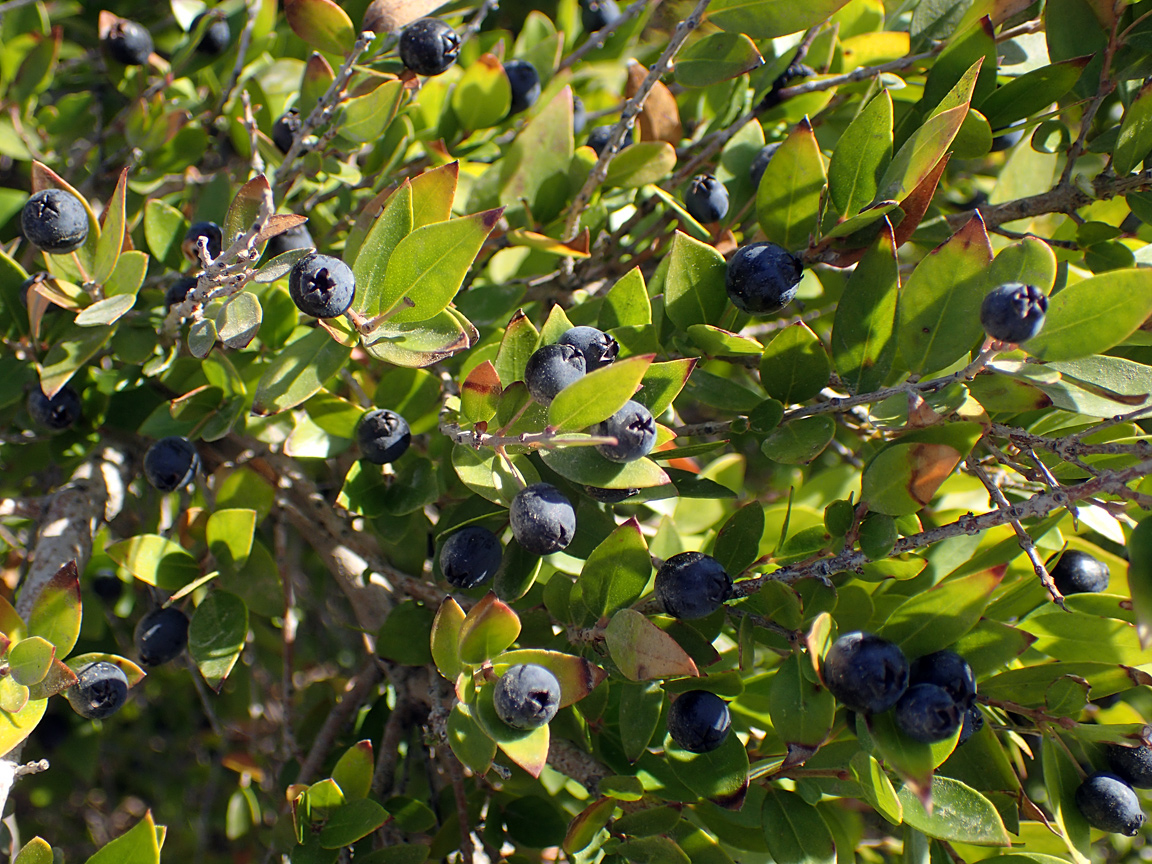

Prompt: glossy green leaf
[
  {"left": 850, "top": 752, "right": 902, "bottom": 825},
  {"left": 353, "top": 184, "right": 414, "bottom": 317},
  {"left": 979, "top": 57, "right": 1089, "bottom": 131},
  {"left": 832, "top": 220, "right": 898, "bottom": 394},
  {"left": 84, "top": 811, "right": 162, "bottom": 864},
  {"left": 713, "top": 503, "right": 765, "bottom": 577},
  {"left": 878, "top": 100, "right": 968, "bottom": 202},
  {"left": 252, "top": 329, "right": 352, "bottom": 415},
  {"left": 284, "top": 0, "right": 354, "bottom": 55},
  {"left": 620, "top": 680, "right": 665, "bottom": 763},
  {"left": 38, "top": 325, "right": 112, "bottom": 399},
  {"left": 985, "top": 236, "right": 1058, "bottom": 295},
  {"left": 144, "top": 200, "right": 188, "bottom": 271},
  {"left": 605, "top": 609, "right": 699, "bottom": 680},
  {"left": 706, "top": 0, "right": 854, "bottom": 39},
  {"left": 448, "top": 702, "right": 496, "bottom": 775},
  {"left": 635, "top": 358, "right": 696, "bottom": 417},
  {"left": 897, "top": 776, "right": 1011, "bottom": 846},
  {"left": 13, "top": 838, "right": 53, "bottom": 864},
  {"left": 378, "top": 601, "right": 435, "bottom": 666},
  {"left": 1115, "top": 79, "right": 1152, "bottom": 175},
  {"left": 458, "top": 593, "right": 521, "bottom": 665},
  {"left": 564, "top": 797, "right": 617, "bottom": 853},
  {"left": 363, "top": 308, "right": 473, "bottom": 368},
  {"left": 492, "top": 649, "right": 608, "bottom": 707},
  {"left": 898, "top": 215, "right": 992, "bottom": 375},
  {"left": 577, "top": 519, "right": 651, "bottom": 619},
  {"left": 25, "top": 560, "right": 80, "bottom": 657},
  {"left": 331, "top": 740, "right": 373, "bottom": 800},
  {"left": 339, "top": 80, "right": 405, "bottom": 144},
  {"left": 1129, "top": 516, "right": 1152, "bottom": 649},
  {"left": 540, "top": 440, "right": 669, "bottom": 489},
  {"left": 495, "top": 311, "right": 540, "bottom": 385},
  {"left": 617, "top": 837, "right": 692, "bottom": 864},
  {"left": 498, "top": 86, "right": 575, "bottom": 224},
  {"left": 223, "top": 175, "right": 269, "bottom": 255},
  {"left": 94, "top": 168, "right": 127, "bottom": 284},
  {"left": 300, "top": 52, "right": 334, "bottom": 119},
  {"left": 319, "top": 799, "right": 389, "bottom": 849},
  {"left": 757, "top": 118, "right": 825, "bottom": 250},
  {"left": 473, "top": 681, "right": 550, "bottom": 778},
  {"left": 217, "top": 292, "right": 262, "bottom": 350},
  {"left": 431, "top": 597, "right": 465, "bottom": 682},
  {"left": 668, "top": 725, "right": 749, "bottom": 803},
  {"left": 8, "top": 636, "right": 54, "bottom": 687},
  {"left": 687, "top": 325, "right": 764, "bottom": 358},
  {"left": 674, "top": 32, "right": 763, "bottom": 88},
  {"left": 1026, "top": 268, "right": 1152, "bottom": 361},
  {"left": 760, "top": 323, "right": 831, "bottom": 404},
  {"left": 759, "top": 788, "right": 835, "bottom": 864},
  {"left": 604, "top": 142, "right": 677, "bottom": 189},
  {"left": 761, "top": 416, "right": 835, "bottom": 465},
  {"left": 879, "top": 568, "right": 1003, "bottom": 657},
  {"left": 768, "top": 653, "right": 834, "bottom": 748},
  {"left": 452, "top": 55, "right": 512, "bottom": 130},
  {"left": 189, "top": 591, "right": 249, "bottom": 692},
  {"left": 600, "top": 267, "right": 651, "bottom": 329},
  {"left": 549, "top": 354, "right": 653, "bottom": 431},
  {"left": 828, "top": 90, "right": 893, "bottom": 218},
  {"left": 409, "top": 162, "right": 458, "bottom": 228},
  {"left": 664, "top": 231, "right": 728, "bottom": 330}
]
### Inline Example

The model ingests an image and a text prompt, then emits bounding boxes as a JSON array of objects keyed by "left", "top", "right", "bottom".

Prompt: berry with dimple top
[
  {"left": 192, "top": 12, "right": 231, "bottom": 55},
  {"left": 1108, "top": 744, "right": 1152, "bottom": 788},
  {"left": 105, "top": 18, "right": 153, "bottom": 66},
  {"left": 144, "top": 436, "right": 200, "bottom": 492},
  {"left": 505, "top": 60, "right": 541, "bottom": 116},
  {"left": 581, "top": 0, "right": 622, "bottom": 32},
  {"left": 494, "top": 663, "right": 561, "bottom": 729},
  {"left": 134, "top": 607, "right": 190, "bottom": 666},
  {"left": 655, "top": 551, "right": 732, "bottom": 620},
  {"left": 1075, "top": 772, "right": 1145, "bottom": 835},
  {"left": 894, "top": 683, "right": 962, "bottom": 743},
  {"left": 684, "top": 174, "right": 729, "bottom": 223},
  {"left": 399, "top": 18, "right": 461, "bottom": 76},
  {"left": 289, "top": 253, "right": 356, "bottom": 318},
  {"left": 166, "top": 276, "right": 197, "bottom": 308},
  {"left": 958, "top": 705, "right": 984, "bottom": 745},
  {"left": 183, "top": 221, "right": 223, "bottom": 262},
  {"left": 668, "top": 690, "right": 731, "bottom": 753},
  {"left": 750, "top": 142, "right": 781, "bottom": 189},
  {"left": 908, "top": 650, "right": 977, "bottom": 708},
  {"left": 1046, "top": 549, "right": 1110, "bottom": 595},
  {"left": 524, "top": 343, "right": 586, "bottom": 405},
  {"left": 558, "top": 326, "right": 619, "bottom": 371},
  {"left": 265, "top": 223, "right": 313, "bottom": 259},
  {"left": 594, "top": 399, "right": 657, "bottom": 463},
  {"left": 65, "top": 662, "right": 129, "bottom": 720},
  {"left": 271, "top": 109, "right": 300, "bottom": 154},
  {"left": 822, "top": 631, "right": 909, "bottom": 714},
  {"left": 358, "top": 409, "right": 411, "bottom": 464},
  {"left": 587, "top": 125, "right": 632, "bottom": 156},
  {"left": 21, "top": 189, "right": 89, "bottom": 255},
  {"left": 726, "top": 242, "right": 803, "bottom": 315},
  {"left": 28, "top": 385, "right": 81, "bottom": 430},
  {"left": 440, "top": 526, "right": 503, "bottom": 589},
  {"left": 510, "top": 483, "right": 576, "bottom": 555},
  {"left": 980, "top": 282, "right": 1048, "bottom": 344}
]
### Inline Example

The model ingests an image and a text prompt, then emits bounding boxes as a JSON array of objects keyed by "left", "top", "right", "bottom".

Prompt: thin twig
[{"left": 558, "top": 0, "right": 649, "bottom": 71}]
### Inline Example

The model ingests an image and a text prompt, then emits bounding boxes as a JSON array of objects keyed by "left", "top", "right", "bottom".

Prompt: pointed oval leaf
[
  {"left": 224, "top": 176, "right": 270, "bottom": 253},
  {"left": 473, "top": 682, "right": 550, "bottom": 777},
  {"left": 548, "top": 354, "right": 654, "bottom": 432},
  {"left": 189, "top": 591, "right": 249, "bottom": 692},
  {"left": 319, "top": 799, "right": 388, "bottom": 849},
  {"left": 409, "top": 162, "right": 459, "bottom": 228},
  {"left": 897, "top": 776, "right": 1011, "bottom": 846},
  {"left": 540, "top": 440, "right": 669, "bottom": 489},
  {"left": 664, "top": 231, "right": 728, "bottom": 331},
  {"left": 94, "top": 168, "right": 128, "bottom": 284},
  {"left": 757, "top": 118, "right": 826, "bottom": 250},
  {"left": 340, "top": 80, "right": 405, "bottom": 144},
  {"left": 603, "top": 141, "right": 677, "bottom": 189},
  {"left": 83, "top": 811, "right": 161, "bottom": 864},
  {"left": 106, "top": 534, "right": 201, "bottom": 591},
  {"left": 575, "top": 519, "right": 652, "bottom": 620},
  {"left": 452, "top": 55, "right": 512, "bottom": 131},
  {"left": 832, "top": 219, "right": 898, "bottom": 394},
  {"left": 878, "top": 567, "right": 1004, "bottom": 657},
  {"left": 635, "top": 358, "right": 696, "bottom": 417},
  {"left": 432, "top": 596, "right": 466, "bottom": 682},
  {"left": 706, "top": 0, "right": 854, "bottom": 38},
  {"left": 188, "top": 318, "right": 218, "bottom": 359},
  {"left": 600, "top": 267, "right": 651, "bottom": 329},
  {"left": 458, "top": 593, "right": 521, "bottom": 665},
  {"left": 563, "top": 797, "right": 617, "bottom": 854},
  {"left": 253, "top": 329, "right": 353, "bottom": 415},
  {"left": 760, "top": 323, "right": 831, "bottom": 404},
  {"left": 65, "top": 652, "right": 146, "bottom": 688},
  {"left": 768, "top": 653, "right": 834, "bottom": 748},
  {"left": 144, "top": 199, "right": 188, "bottom": 270},
  {"left": 14, "top": 838, "right": 53, "bottom": 864},
  {"left": 207, "top": 508, "right": 257, "bottom": 575},
  {"left": 850, "top": 752, "right": 903, "bottom": 825},
  {"left": 828, "top": 90, "right": 893, "bottom": 218},
  {"left": 448, "top": 702, "right": 497, "bottom": 775},
  {"left": 26, "top": 561, "right": 80, "bottom": 657},
  {"left": 1026, "top": 268, "right": 1152, "bottom": 361},
  {"left": 38, "top": 326, "right": 112, "bottom": 399},
  {"left": 285, "top": 0, "right": 355, "bottom": 55},
  {"left": 605, "top": 609, "right": 699, "bottom": 681},
  {"left": 674, "top": 32, "right": 763, "bottom": 88},
  {"left": 217, "top": 292, "right": 262, "bottom": 350},
  {"left": 759, "top": 789, "right": 835, "bottom": 864}
]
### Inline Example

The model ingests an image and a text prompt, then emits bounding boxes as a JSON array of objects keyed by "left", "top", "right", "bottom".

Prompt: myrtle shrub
[{"left": 5, "top": 0, "right": 1152, "bottom": 862}]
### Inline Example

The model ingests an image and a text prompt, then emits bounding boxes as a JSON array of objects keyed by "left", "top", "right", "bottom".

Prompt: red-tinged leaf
[
  {"left": 27, "top": 658, "right": 78, "bottom": 700},
  {"left": 458, "top": 592, "right": 521, "bottom": 665},
  {"left": 25, "top": 561, "right": 81, "bottom": 657},
  {"left": 93, "top": 168, "right": 128, "bottom": 284},
  {"left": 285, "top": 0, "right": 355, "bottom": 55},
  {"left": 493, "top": 650, "right": 608, "bottom": 708},
  {"left": 224, "top": 175, "right": 270, "bottom": 251},
  {"left": 0, "top": 595, "right": 25, "bottom": 642},
  {"left": 66, "top": 652, "right": 147, "bottom": 688},
  {"left": 625, "top": 60, "right": 682, "bottom": 144},
  {"left": 332, "top": 741, "right": 374, "bottom": 800},
  {"left": 409, "top": 162, "right": 458, "bottom": 228},
  {"left": 563, "top": 797, "right": 617, "bottom": 854},
  {"left": 431, "top": 596, "right": 466, "bottom": 680},
  {"left": 506, "top": 228, "right": 591, "bottom": 258},
  {"left": 254, "top": 214, "right": 308, "bottom": 246},
  {"left": 301, "top": 52, "right": 335, "bottom": 119},
  {"left": 832, "top": 218, "right": 899, "bottom": 395},
  {"left": 894, "top": 152, "right": 950, "bottom": 248},
  {"left": 604, "top": 609, "right": 699, "bottom": 681},
  {"left": 461, "top": 360, "right": 502, "bottom": 424},
  {"left": 473, "top": 682, "right": 550, "bottom": 777}
]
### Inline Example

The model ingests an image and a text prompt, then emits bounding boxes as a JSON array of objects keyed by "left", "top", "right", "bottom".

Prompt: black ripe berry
[
  {"left": 726, "top": 242, "right": 803, "bottom": 315},
  {"left": 105, "top": 18, "right": 153, "bottom": 66},
  {"left": 1075, "top": 772, "right": 1145, "bottom": 835},
  {"left": 357, "top": 409, "right": 411, "bottom": 464},
  {"left": 750, "top": 142, "right": 781, "bottom": 189},
  {"left": 144, "top": 436, "right": 200, "bottom": 492},
  {"left": 581, "top": 0, "right": 622, "bottom": 32},
  {"left": 265, "top": 222, "right": 314, "bottom": 259},
  {"left": 957, "top": 705, "right": 984, "bottom": 745},
  {"left": 510, "top": 483, "right": 576, "bottom": 555},
  {"left": 582, "top": 485, "right": 638, "bottom": 503},
  {"left": 183, "top": 221, "right": 223, "bottom": 263},
  {"left": 134, "top": 607, "right": 190, "bottom": 666},
  {"left": 166, "top": 275, "right": 197, "bottom": 308},
  {"left": 668, "top": 689, "right": 731, "bottom": 753},
  {"left": 655, "top": 551, "right": 732, "bottom": 620},
  {"left": 594, "top": 399, "right": 657, "bottom": 463},
  {"left": 684, "top": 174, "right": 729, "bottom": 224},
  {"left": 21, "top": 188, "right": 89, "bottom": 255},
  {"left": 558, "top": 326, "right": 619, "bottom": 371},
  {"left": 524, "top": 343, "right": 586, "bottom": 405},
  {"left": 587, "top": 125, "right": 632, "bottom": 157},
  {"left": 399, "top": 18, "right": 461, "bottom": 77},
  {"left": 908, "top": 650, "right": 977, "bottom": 709},
  {"left": 893, "top": 683, "right": 961, "bottom": 743},
  {"left": 28, "top": 385, "right": 81, "bottom": 431},
  {"left": 493, "top": 663, "right": 561, "bottom": 729},
  {"left": 440, "top": 526, "right": 503, "bottom": 589},
  {"left": 271, "top": 108, "right": 301, "bottom": 154},
  {"left": 192, "top": 12, "right": 231, "bottom": 55},
  {"left": 1108, "top": 743, "right": 1152, "bottom": 788},
  {"left": 504, "top": 60, "right": 541, "bottom": 116},
  {"left": 822, "top": 631, "right": 909, "bottom": 714},
  {"left": 65, "top": 662, "right": 129, "bottom": 720},
  {"left": 289, "top": 253, "right": 356, "bottom": 319},
  {"left": 980, "top": 282, "right": 1047, "bottom": 344},
  {"left": 1046, "top": 549, "right": 1110, "bottom": 595}
]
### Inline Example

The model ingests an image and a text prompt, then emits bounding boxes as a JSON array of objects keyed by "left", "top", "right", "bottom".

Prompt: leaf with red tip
[
  {"left": 285, "top": 0, "right": 355, "bottom": 55},
  {"left": 26, "top": 561, "right": 81, "bottom": 657},
  {"left": 66, "top": 652, "right": 146, "bottom": 687},
  {"left": 409, "top": 162, "right": 458, "bottom": 227},
  {"left": 27, "top": 658, "right": 78, "bottom": 700},
  {"left": 492, "top": 649, "right": 608, "bottom": 708},
  {"left": 93, "top": 168, "right": 128, "bottom": 284},
  {"left": 332, "top": 740, "right": 374, "bottom": 800},
  {"left": 224, "top": 175, "right": 270, "bottom": 251},
  {"left": 458, "top": 593, "right": 521, "bottom": 665},
  {"left": 605, "top": 609, "right": 699, "bottom": 681},
  {"left": 461, "top": 360, "right": 502, "bottom": 424}
]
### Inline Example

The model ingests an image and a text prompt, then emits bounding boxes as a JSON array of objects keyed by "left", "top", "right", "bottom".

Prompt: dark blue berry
[
  {"left": 655, "top": 551, "right": 732, "bottom": 620},
  {"left": 958, "top": 705, "right": 983, "bottom": 745},
  {"left": 266, "top": 222, "right": 314, "bottom": 259},
  {"left": 183, "top": 221, "right": 223, "bottom": 262},
  {"left": 581, "top": 0, "right": 621, "bottom": 32},
  {"left": 594, "top": 399, "right": 657, "bottom": 463},
  {"left": 144, "top": 436, "right": 200, "bottom": 492},
  {"left": 399, "top": 18, "right": 460, "bottom": 76},
  {"left": 980, "top": 282, "right": 1047, "bottom": 344},
  {"left": 105, "top": 18, "right": 153, "bottom": 66},
  {"left": 494, "top": 663, "right": 561, "bottom": 729},
  {"left": 750, "top": 142, "right": 781, "bottom": 189},
  {"left": 726, "top": 242, "right": 803, "bottom": 315},
  {"left": 28, "top": 385, "right": 81, "bottom": 430},
  {"left": 1108, "top": 744, "right": 1152, "bottom": 788},
  {"left": 909, "top": 650, "right": 977, "bottom": 709},
  {"left": 271, "top": 108, "right": 300, "bottom": 154},
  {"left": 134, "top": 607, "right": 190, "bottom": 666},
  {"left": 894, "top": 683, "right": 962, "bottom": 743},
  {"left": 65, "top": 662, "right": 129, "bottom": 720},
  {"left": 166, "top": 276, "right": 197, "bottom": 308},
  {"left": 504, "top": 60, "right": 541, "bottom": 116},
  {"left": 684, "top": 174, "right": 729, "bottom": 223},
  {"left": 192, "top": 12, "right": 231, "bottom": 55},
  {"left": 510, "top": 483, "right": 576, "bottom": 555},
  {"left": 289, "top": 252, "right": 356, "bottom": 318},
  {"left": 1046, "top": 549, "right": 1109, "bottom": 595},
  {"left": 587, "top": 124, "right": 632, "bottom": 157},
  {"left": 524, "top": 343, "right": 586, "bottom": 405},
  {"left": 440, "top": 526, "right": 503, "bottom": 589},
  {"left": 1075, "top": 772, "right": 1145, "bottom": 835},
  {"left": 822, "top": 631, "right": 909, "bottom": 714},
  {"left": 21, "top": 189, "right": 89, "bottom": 255},
  {"left": 668, "top": 689, "right": 731, "bottom": 753},
  {"left": 357, "top": 409, "right": 411, "bottom": 464},
  {"left": 558, "top": 326, "right": 618, "bottom": 371},
  {"left": 583, "top": 485, "right": 638, "bottom": 503}
]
